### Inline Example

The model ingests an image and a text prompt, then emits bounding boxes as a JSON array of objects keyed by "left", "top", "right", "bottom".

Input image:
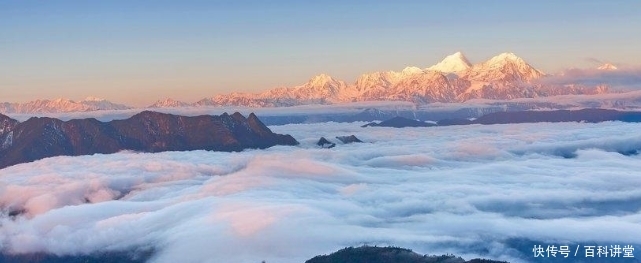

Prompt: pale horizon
[{"left": 3, "top": 50, "right": 640, "bottom": 108}]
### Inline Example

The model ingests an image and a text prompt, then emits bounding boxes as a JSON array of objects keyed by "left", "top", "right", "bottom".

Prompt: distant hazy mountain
[
  {"left": 0, "top": 111, "right": 298, "bottom": 169},
  {"left": 0, "top": 97, "right": 131, "bottom": 114},
  {"left": 148, "top": 98, "right": 190, "bottom": 108},
  {"left": 363, "top": 116, "right": 436, "bottom": 128}
]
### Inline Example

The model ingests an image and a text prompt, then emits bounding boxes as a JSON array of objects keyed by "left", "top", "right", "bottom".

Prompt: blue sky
[{"left": 1, "top": 0, "right": 640, "bottom": 106}]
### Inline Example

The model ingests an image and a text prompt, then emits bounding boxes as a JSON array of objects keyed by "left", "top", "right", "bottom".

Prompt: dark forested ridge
[
  {"left": 0, "top": 251, "right": 152, "bottom": 263},
  {"left": 305, "top": 246, "right": 508, "bottom": 263},
  {"left": 0, "top": 111, "right": 298, "bottom": 169},
  {"left": 0, "top": 246, "right": 508, "bottom": 263}
]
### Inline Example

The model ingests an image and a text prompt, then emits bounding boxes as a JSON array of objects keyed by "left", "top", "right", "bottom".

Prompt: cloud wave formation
[{"left": 1, "top": 121, "right": 641, "bottom": 263}]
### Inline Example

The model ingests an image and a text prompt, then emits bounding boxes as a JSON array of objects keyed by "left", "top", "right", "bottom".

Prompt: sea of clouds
[{"left": 1, "top": 121, "right": 640, "bottom": 263}]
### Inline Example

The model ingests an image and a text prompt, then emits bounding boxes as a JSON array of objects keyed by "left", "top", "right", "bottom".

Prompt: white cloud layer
[
  {"left": 542, "top": 67, "right": 641, "bottom": 90},
  {"left": 1, "top": 121, "right": 641, "bottom": 263}
]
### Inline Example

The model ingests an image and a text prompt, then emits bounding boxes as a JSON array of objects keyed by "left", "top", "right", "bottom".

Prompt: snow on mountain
[
  {"left": 426, "top": 51, "right": 472, "bottom": 73},
  {"left": 295, "top": 74, "right": 349, "bottom": 101},
  {"left": 387, "top": 70, "right": 468, "bottom": 103},
  {"left": 149, "top": 98, "right": 190, "bottom": 108},
  {"left": 597, "top": 63, "right": 618, "bottom": 71},
  {"left": 3, "top": 52, "right": 617, "bottom": 112},
  {"left": 463, "top": 52, "right": 545, "bottom": 83},
  {"left": 353, "top": 72, "right": 387, "bottom": 91},
  {"left": 353, "top": 71, "right": 398, "bottom": 96},
  {"left": 453, "top": 53, "right": 604, "bottom": 101},
  {"left": 195, "top": 92, "right": 283, "bottom": 107},
  {"left": 79, "top": 97, "right": 131, "bottom": 111},
  {"left": 399, "top": 66, "right": 424, "bottom": 76},
  {"left": 257, "top": 74, "right": 351, "bottom": 105},
  {"left": 199, "top": 52, "right": 606, "bottom": 106}
]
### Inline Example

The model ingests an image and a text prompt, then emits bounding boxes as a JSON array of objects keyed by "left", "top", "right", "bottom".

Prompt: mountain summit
[
  {"left": 302, "top": 73, "right": 348, "bottom": 96},
  {"left": 427, "top": 51, "right": 472, "bottom": 73},
  {"left": 463, "top": 52, "right": 545, "bottom": 82}
]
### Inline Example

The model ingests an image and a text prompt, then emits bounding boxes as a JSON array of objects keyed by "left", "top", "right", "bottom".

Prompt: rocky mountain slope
[{"left": 0, "top": 111, "right": 298, "bottom": 169}]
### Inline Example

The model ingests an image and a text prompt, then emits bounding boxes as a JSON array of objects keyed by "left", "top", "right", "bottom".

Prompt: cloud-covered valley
[{"left": 1, "top": 121, "right": 640, "bottom": 263}]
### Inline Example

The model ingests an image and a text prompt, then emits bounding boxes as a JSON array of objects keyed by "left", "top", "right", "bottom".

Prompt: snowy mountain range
[
  {"left": 0, "top": 52, "right": 621, "bottom": 113},
  {"left": 0, "top": 97, "right": 130, "bottom": 114},
  {"left": 191, "top": 52, "right": 608, "bottom": 107}
]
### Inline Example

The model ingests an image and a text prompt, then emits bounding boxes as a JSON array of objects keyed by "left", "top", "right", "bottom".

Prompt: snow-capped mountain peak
[
  {"left": 427, "top": 51, "right": 472, "bottom": 73},
  {"left": 249, "top": 73, "right": 351, "bottom": 105},
  {"left": 301, "top": 74, "right": 348, "bottom": 95},
  {"left": 464, "top": 52, "right": 545, "bottom": 82},
  {"left": 482, "top": 52, "right": 534, "bottom": 70},
  {"left": 400, "top": 66, "right": 424, "bottom": 75},
  {"left": 307, "top": 73, "right": 337, "bottom": 86},
  {"left": 597, "top": 63, "right": 618, "bottom": 71},
  {"left": 488, "top": 52, "right": 521, "bottom": 62},
  {"left": 149, "top": 98, "right": 189, "bottom": 108}
]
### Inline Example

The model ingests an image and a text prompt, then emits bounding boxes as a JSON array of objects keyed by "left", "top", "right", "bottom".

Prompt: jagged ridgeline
[{"left": 0, "top": 111, "right": 299, "bottom": 169}]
